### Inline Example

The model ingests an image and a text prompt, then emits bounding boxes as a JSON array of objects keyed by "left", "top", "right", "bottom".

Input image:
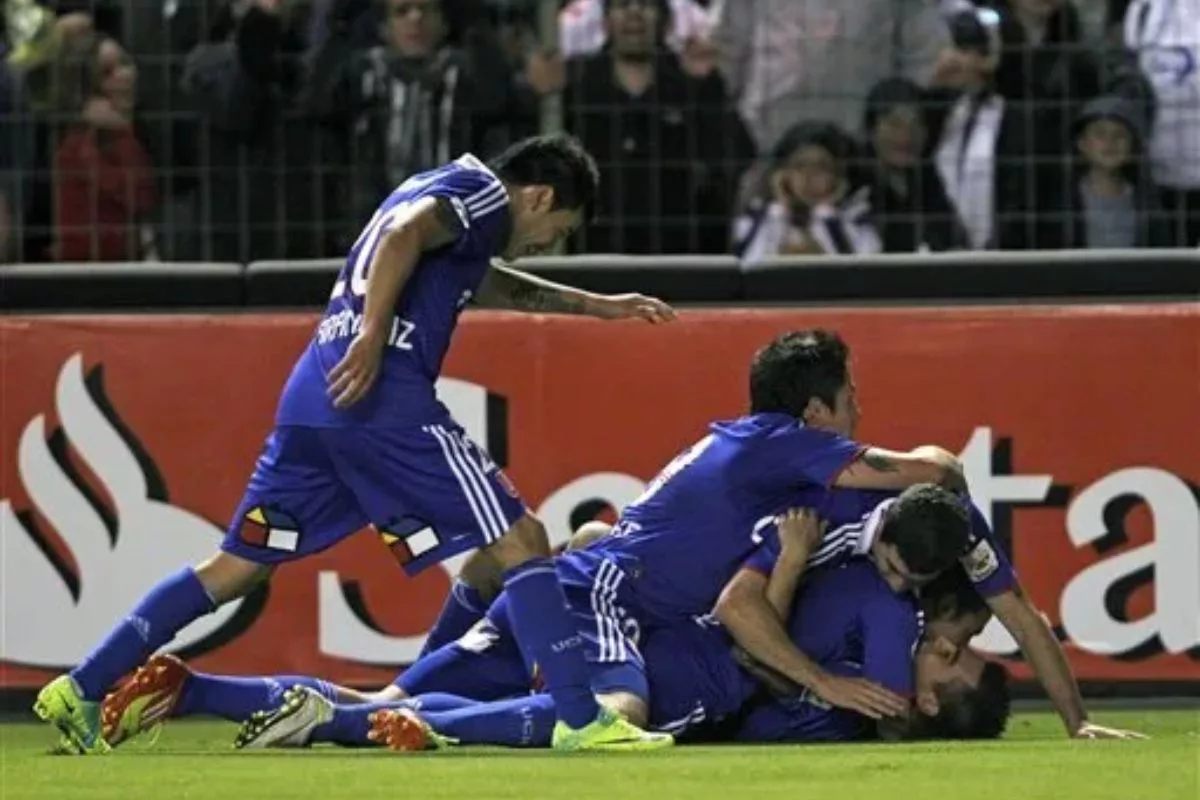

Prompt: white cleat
[{"left": 233, "top": 686, "right": 334, "bottom": 749}]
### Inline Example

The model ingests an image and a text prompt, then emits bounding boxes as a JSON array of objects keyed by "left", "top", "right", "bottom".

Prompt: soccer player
[
  {"left": 34, "top": 133, "right": 677, "bottom": 755},
  {"left": 719, "top": 491, "right": 1147, "bottom": 739},
  {"left": 416, "top": 329, "right": 972, "bottom": 720}
]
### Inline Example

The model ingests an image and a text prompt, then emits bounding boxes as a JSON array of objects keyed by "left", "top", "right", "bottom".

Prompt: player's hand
[
  {"left": 327, "top": 330, "right": 385, "bottom": 408},
  {"left": 775, "top": 508, "right": 825, "bottom": 564},
  {"left": 813, "top": 673, "right": 909, "bottom": 720},
  {"left": 587, "top": 293, "right": 677, "bottom": 324},
  {"left": 1072, "top": 722, "right": 1148, "bottom": 740}
]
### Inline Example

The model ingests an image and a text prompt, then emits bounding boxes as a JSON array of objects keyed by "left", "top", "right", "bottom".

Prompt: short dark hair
[
  {"left": 919, "top": 564, "right": 989, "bottom": 622},
  {"left": 488, "top": 133, "right": 600, "bottom": 218},
  {"left": 927, "top": 661, "right": 1011, "bottom": 740},
  {"left": 749, "top": 329, "right": 849, "bottom": 417},
  {"left": 878, "top": 485, "right": 971, "bottom": 577}
]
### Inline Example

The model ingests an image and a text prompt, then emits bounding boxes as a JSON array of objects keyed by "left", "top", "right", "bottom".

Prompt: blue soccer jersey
[
  {"left": 278, "top": 154, "right": 511, "bottom": 428},
  {"left": 642, "top": 561, "right": 921, "bottom": 741},
  {"left": 732, "top": 561, "right": 922, "bottom": 743},
  {"left": 743, "top": 489, "right": 1017, "bottom": 598},
  {"left": 219, "top": 156, "right": 527, "bottom": 574},
  {"left": 591, "top": 413, "right": 864, "bottom": 624}
]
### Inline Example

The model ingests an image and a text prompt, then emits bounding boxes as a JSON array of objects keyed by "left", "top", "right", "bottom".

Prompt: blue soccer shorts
[{"left": 220, "top": 420, "right": 526, "bottom": 574}]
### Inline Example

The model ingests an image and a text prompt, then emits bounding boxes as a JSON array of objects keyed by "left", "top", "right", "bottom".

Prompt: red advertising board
[{"left": 1, "top": 306, "right": 1197, "bottom": 689}]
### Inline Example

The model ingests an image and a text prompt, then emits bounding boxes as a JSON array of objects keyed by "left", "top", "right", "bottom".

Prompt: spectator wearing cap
[
  {"left": 565, "top": 0, "right": 753, "bottom": 254},
  {"left": 862, "top": 77, "right": 966, "bottom": 252},
  {"left": 1058, "top": 93, "right": 1169, "bottom": 248},
  {"left": 733, "top": 120, "right": 882, "bottom": 265}
]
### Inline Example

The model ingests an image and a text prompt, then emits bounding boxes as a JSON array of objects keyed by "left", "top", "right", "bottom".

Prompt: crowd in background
[{"left": 0, "top": 0, "right": 1196, "bottom": 266}]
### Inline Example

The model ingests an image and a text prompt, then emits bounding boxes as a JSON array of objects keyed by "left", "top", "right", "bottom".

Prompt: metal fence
[{"left": 0, "top": 0, "right": 1197, "bottom": 266}]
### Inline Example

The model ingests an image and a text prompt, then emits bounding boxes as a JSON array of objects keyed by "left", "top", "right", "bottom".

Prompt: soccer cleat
[
  {"left": 551, "top": 706, "right": 674, "bottom": 752},
  {"left": 33, "top": 675, "right": 110, "bottom": 755},
  {"left": 101, "top": 653, "right": 192, "bottom": 747},
  {"left": 367, "top": 708, "right": 457, "bottom": 752},
  {"left": 234, "top": 685, "right": 334, "bottom": 749}
]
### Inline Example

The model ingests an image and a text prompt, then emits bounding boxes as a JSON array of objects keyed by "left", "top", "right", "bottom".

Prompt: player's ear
[
  {"left": 916, "top": 689, "right": 939, "bottom": 717},
  {"left": 800, "top": 396, "right": 832, "bottom": 427},
  {"left": 529, "top": 185, "right": 556, "bottom": 214}
]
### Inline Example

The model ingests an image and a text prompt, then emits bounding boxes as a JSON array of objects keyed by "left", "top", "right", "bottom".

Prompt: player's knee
[
  {"left": 597, "top": 691, "right": 649, "bottom": 729},
  {"left": 487, "top": 514, "right": 551, "bottom": 570},
  {"left": 458, "top": 549, "right": 505, "bottom": 602},
  {"left": 194, "top": 551, "right": 271, "bottom": 604},
  {"left": 368, "top": 685, "right": 407, "bottom": 703}
]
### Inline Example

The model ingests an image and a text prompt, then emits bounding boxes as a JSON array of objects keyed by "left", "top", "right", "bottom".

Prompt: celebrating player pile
[{"left": 35, "top": 133, "right": 677, "bottom": 755}]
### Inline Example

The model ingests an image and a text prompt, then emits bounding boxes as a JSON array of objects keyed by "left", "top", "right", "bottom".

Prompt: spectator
[
  {"left": 926, "top": 12, "right": 1054, "bottom": 249},
  {"left": 1124, "top": 0, "right": 1200, "bottom": 246},
  {"left": 305, "top": 0, "right": 510, "bottom": 250},
  {"left": 1, "top": 32, "right": 33, "bottom": 261},
  {"left": 52, "top": 32, "right": 158, "bottom": 261},
  {"left": 565, "top": 0, "right": 753, "bottom": 254},
  {"left": 1060, "top": 93, "right": 1169, "bottom": 247},
  {"left": 560, "top": 0, "right": 717, "bottom": 77},
  {"left": 863, "top": 77, "right": 966, "bottom": 252},
  {"left": 713, "top": 0, "right": 948, "bottom": 152},
  {"left": 734, "top": 120, "right": 881, "bottom": 264},
  {"left": 183, "top": 0, "right": 333, "bottom": 261}
]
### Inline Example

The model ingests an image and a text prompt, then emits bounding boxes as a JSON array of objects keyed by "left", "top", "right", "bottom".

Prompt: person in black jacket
[
  {"left": 183, "top": 0, "right": 332, "bottom": 261},
  {"left": 862, "top": 78, "right": 967, "bottom": 253},
  {"left": 564, "top": 0, "right": 753, "bottom": 254}
]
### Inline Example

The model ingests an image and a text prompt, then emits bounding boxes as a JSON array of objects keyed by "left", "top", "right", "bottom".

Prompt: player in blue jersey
[
  {"left": 410, "top": 329, "right": 973, "bottom": 720},
  {"left": 718, "top": 493, "right": 1146, "bottom": 739},
  {"left": 34, "top": 133, "right": 677, "bottom": 755}
]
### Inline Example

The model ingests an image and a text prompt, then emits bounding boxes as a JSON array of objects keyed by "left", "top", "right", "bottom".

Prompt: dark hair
[
  {"left": 488, "top": 133, "right": 600, "bottom": 219},
  {"left": 878, "top": 485, "right": 971, "bottom": 577},
  {"left": 748, "top": 329, "right": 849, "bottom": 417},
  {"left": 919, "top": 564, "right": 989, "bottom": 622},
  {"left": 927, "top": 661, "right": 1011, "bottom": 740}
]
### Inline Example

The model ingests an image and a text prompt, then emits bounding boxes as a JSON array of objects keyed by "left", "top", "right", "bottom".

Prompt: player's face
[
  {"left": 926, "top": 607, "right": 991, "bottom": 648},
  {"left": 913, "top": 639, "right": 987, "bottom": 718},
  {"left": 869, "top": 541, "right": 936, "bottom": 594},
  {"left": 506, "top": 187, "right": 583, "bottom": 258}
]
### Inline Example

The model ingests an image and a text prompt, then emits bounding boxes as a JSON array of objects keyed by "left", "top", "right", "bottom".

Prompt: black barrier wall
[{"left": 2, "top": 251, "right": 1198, "bottom": 311}]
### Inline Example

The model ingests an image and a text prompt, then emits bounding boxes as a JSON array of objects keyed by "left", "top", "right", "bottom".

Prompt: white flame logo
[{"left": 1, "top": 354, "right": 242, "bottom": 668}]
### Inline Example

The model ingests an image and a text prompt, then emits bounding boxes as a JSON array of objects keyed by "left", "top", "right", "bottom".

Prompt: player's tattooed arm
[
  {"left": 834, "top": 446, "right": 967, "bottom": 492},
  {"left": 475, "top": 264, "right": 594, "bottom": 314}
]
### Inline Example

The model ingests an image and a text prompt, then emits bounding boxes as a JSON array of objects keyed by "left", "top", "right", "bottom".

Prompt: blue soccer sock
[
  {"left": 501, "top": 560, "right": 600, "bottom": 729},
  {"left": 310, "top": 693, "right": 472, "bottom": 747},
  {"left": 172, "top": 674, "right": 339, "bottom": 722},
  {"left": 71, "top": 568, "right": 216, "bottom": 701},
  {"left": 423, "top": 695, "right": 556, "bottom": 748},
  {"left": 419, "top": 581, "right": 488, "bottom": 658}
]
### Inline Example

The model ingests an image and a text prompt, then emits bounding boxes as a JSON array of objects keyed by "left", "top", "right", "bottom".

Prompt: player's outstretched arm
[
  {"left": 476, "top": 263, "right": 676, "bottom": 323},
  {"left": 986, "top": 588, "right": 1147, "bottom": 740},
  {"left": 834, "top": 445, "right": 967, "bottom": 493}
]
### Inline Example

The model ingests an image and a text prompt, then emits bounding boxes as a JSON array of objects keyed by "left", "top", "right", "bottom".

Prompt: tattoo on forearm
[
  {"left": 861, "top": 451, "right": 899, "bottom": 472},
  {"left": 492, "top": 270, "right": 587, "bottom": 314}
]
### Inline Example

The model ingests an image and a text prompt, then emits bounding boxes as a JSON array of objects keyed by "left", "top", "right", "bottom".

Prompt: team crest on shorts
[
  {"left": 377, "top": 525, "right": 441, "bottom": 566},
  {"left": 238, "top": 506, "right": 301, "bottom": 552}
]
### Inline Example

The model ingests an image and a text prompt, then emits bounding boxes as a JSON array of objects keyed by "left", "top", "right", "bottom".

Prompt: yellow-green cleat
[
  {"left": 33, "top": 675, "right": 110, "bottom": 755},
  {"left": 551, "top": 706, "right": 674, "bottom": 752}
]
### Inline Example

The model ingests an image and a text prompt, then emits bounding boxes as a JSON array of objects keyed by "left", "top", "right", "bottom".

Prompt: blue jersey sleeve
[
  {"left": 412, "top": 157, "right": 510, "bottom": 259},
  {"left": 782, "top": 427, "right": 865, "bottom": 488},
  {"left": 859, "top": 592, "right": 922, "bottom": 696},
  {"left": 960, "top": 502, "right": 1016, "bottom": 597}
]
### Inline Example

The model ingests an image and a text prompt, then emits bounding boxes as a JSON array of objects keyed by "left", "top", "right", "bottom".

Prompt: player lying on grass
[
  {"left": 100, "top": 486, "right": 972, "bottom": 748},
  {"left": 36, "top": 133, "right": 678, "bottom": 755}
]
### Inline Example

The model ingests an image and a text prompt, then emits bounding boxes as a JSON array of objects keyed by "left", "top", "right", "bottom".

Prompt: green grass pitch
[{"left": 1, "top": 710, "right": 1196, "bottom": 800}]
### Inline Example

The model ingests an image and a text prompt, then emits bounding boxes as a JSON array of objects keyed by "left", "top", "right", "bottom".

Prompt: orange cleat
[
  {"left": 101, "top": 653, "right": 192, "bottom": 747},
  {"left": 367, "top": 708, "right": 455, "bottom": 752}
]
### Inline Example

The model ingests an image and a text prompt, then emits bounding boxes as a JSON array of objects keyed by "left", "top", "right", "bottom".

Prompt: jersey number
[
  {"left": 331, "top": 202, "right": 412, "bottom": 300},
  {"left": 631, "top": 435, "right": 715, "bottom": 506}
]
